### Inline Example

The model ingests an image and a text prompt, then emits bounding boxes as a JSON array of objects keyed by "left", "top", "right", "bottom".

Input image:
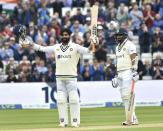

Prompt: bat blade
[
  {"left": 126, "top": 80, "right": 135, "bottom": 124},
  {"left": 91, "top": 5, "right": 98, "bottom": 52}
]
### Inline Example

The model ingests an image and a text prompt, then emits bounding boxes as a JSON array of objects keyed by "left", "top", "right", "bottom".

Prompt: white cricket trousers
[
  {"left": 118, "top": 70, "right": 137, "bottom": 122},
  {"left": 56, "top": 80, "right": 80, "bottom": 126}
]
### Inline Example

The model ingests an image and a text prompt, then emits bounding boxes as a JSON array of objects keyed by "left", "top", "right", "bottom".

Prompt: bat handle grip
[
  {"left": 131, "top": 80, "right": 135, "bottom": 92},
  {"left": 92, "top": 43, "right": 95, "bottom": 53}
]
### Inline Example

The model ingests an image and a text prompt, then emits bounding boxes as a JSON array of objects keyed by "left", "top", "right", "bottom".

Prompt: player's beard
[{"left": 61, "top": 38, "right": 70, "bottom": 43}]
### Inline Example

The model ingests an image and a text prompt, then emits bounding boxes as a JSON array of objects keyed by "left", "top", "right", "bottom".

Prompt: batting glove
[
  {"left": 132, "top": 71, "right": 139, "bottom": 82},
  {"left": 112, "top": 75, "right": 119, "bottom": 88},
  {"left": 90, "top": 36, "right": 99, "bottom": 45}
]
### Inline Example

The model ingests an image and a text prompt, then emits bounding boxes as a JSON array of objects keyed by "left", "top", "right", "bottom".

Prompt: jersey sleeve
[
  {"left": 129, "top": 43, "right": 136, "bottom": 54},
  {"left": 33, "top": 44, "right": 55, "bottom": 53},
  {"left": 76, "top": 44, "right": 90, "bottom": 54}
]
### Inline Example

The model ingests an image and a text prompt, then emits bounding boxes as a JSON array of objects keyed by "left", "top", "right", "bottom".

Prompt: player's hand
[
  {"left": 19, "top": 37, "right": 33, "bottom": 47},
  {"left": 112, "top": 75, "right": 119, "bottom": 88},
  {"left": 90, "top": 36, "right": 99, "bottom": 46},
  {"left": 132, "top": 71, "right": 139, "bottom": 82}
]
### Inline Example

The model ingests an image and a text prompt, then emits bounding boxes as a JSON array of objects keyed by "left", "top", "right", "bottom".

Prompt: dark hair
[{"left": 60, "top": 28, "right": 72, "bottom": 36}]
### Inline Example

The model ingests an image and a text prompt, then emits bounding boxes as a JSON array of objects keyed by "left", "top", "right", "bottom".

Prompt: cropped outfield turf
[{"left": 0, "top": 106, "right": 163, "bottom": 131}]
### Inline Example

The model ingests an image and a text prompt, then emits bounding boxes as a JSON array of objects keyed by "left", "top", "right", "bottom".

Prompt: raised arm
[
  {"left": 19, "top": 36, "right": 55, "bottom": 53},
  {"left": 32, "top": 43, "right": 55, "bottom": 53},
  {"left": 76, "top": 36, "right": 99, "bottom": 54}
]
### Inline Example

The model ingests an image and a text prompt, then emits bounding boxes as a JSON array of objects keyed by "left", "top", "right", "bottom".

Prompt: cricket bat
[
  {"left": 91, "top": 5, "right": 98, "bottom": 53},
  {"left": 126, "top": 80, "right": 135, "bottom": 124}
]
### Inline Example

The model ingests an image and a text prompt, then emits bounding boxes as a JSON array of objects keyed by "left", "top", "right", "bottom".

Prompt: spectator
[
  {"left": 49, "top": 0, "right": 64, "bottom": 17},
  {"left": 19, "top": 55, "right": 31, "bottom": 72},
  {"left": 152, "top": 37, "right": 163, "bottom": 53},
  {"left": 105, "top": 0, "right": 117, "bottom": 18},
  {"left": 6, "top": 69, "right": 18, "bottom": 82},
  {"left": 144, "top": 3, "right": 155, "bottom": 29},
  {"left": 28, "top": 48, "right": 37, "bottom": 62},
  {"left": 72, "top": 8, "right": 84, "bottom": 24},
  {"left": 38, "top": 2, "right": 50, "bottom": 27},
  {"left": 138, "top": 22, "right": 152, "bottom": 53},
  {"left": 63, "top": 0, "right": 72, "bottom": 7},
  {"left": 29, "top": 68, "right": 41, "bottom": 82},
  {"left": 83, "top": 32, "right": 91, "bottom": 47},
  {"left": 81, "top": 65, "right": 90, "bottom": 81},
  {"left": 105, "top": 22, "right": 117, "bottom": 54},
  {"left": 152, "top": 63, "right": 163, "bottom": 79},
  {"left": 144, "top": 59, "right": 153, "bottom": 77},
  {"left": 5, "top": 57, "right": 19, "bottom": 75},
  {"left": 105, "top": 63, "right": 116, "bottom": 80},
  {"left": 153, "top": 27, "right": 163, "bottom": 42},
  {"left": 72, "top": 0, "right": 85, "bottom": 7},
  {"left": 84, "top": 8, "right": 91, "bottom": 21},
  {"left": 129, "top": 3, "right": 143, "bottom": 35},
  {"left": 70, "top": 20, "right": 83, "bottom": 33},
  {"left": 36, "top": 60, "right": 47, "bottom": 74},
  {"left": 23, "top": 0, "right": 37, "bottom": 26},
  {"left": 46, "top": 54, "right": 56, "bottom": 71},
  {"left": 0, "top": 11, "right": 10, "bottom": 32},
  {"left": 0, "top": 56, "right": 3, "bottom": 69},
  {"left": 0, "top": 42, "right": 14, "bottom": 61},
  {"left": 80, "top": 59, "right": 90, "bottom": 75},
  {"left": 0, "top": 68, "right": 5, "bottom": 82},
  {"left": 45, "top": 65, "right": 55, "bottom": 82},
  {"left": 35, "top": 25, "right": 48, "bottom": 43},
  {"left": 9, "top": 37, "right": 18, "bottom": 52},
  {"left": 32, "top": 56, "right": 40, "bottom": 71},
  {"left": 62, "top": 11, "right": 71, "bottom": 26},
  {"left": 116, "top": 3, "right": 129, "bottom": 26},
  {"left": 49, "top": 18, "right": 61, "bottom": 37},
  {"left": 29, "top": 0, "right": 39, "bottom": 25},
  {"left": 83, "top": 17, "right": 91, "bottom": 33},
  {"left": 90, "top": 58, "right": 104, "bottom": 81},
  {"left": 154, "top": 13, "right": 163, "bottom": 30},
  {"left": 13, "top": 0, "right": 24, "bottom": 24},
  {"left": 98, "top": 8, "right": 106, "bottom": 22},
  {"left": 95, "top": 26, "right": 107, "bottom": 62},
  {"left": 1, "top": 25, "right": 12, "bottom": 42},
  {"left": 27, "top": 22, "right": 38, "bottom": 42},
  {"left": 137, "top": 60, "right": 147, "bottom": 80},
  {"left": 152, "top": 54, "right": 163, "bottom": 67},
  {"left": 71, "top": 28, "right": 83, "bottom": 45},
  {"left": 151, "top": 0, "right": 160, "bottom": 13}
]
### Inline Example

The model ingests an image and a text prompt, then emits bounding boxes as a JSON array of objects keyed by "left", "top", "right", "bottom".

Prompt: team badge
[
  {"left": 70, "top": 48, "right": 73, "bottom": 51},
  {"left": 56, "top": 49, "right": 59, "bottom": 51},
  {"left": 123, "top": 48, "right": 126, "bottom": 51}
]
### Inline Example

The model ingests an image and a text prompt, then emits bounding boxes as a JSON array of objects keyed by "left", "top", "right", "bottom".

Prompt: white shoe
[
  {"left": 122, "top": 120, "right": 138, "bottom": 126},
  {"left": 71, "top": 123, "right": 79, "bottom": 128},
  {"left": 58, "top": 123, "right": 68, "bottom": 127}
]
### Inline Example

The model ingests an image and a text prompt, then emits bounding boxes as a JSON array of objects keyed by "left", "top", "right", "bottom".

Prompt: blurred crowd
[{"left": 0, "top": 0, "right": 163, "bottom": 83}]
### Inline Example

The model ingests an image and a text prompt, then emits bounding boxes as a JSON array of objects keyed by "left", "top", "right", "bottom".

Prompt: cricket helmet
[
  {"left": 13, "top": 24, "right": 26, "bottom": 42},
  {"left": 115, "top": 27, "right": 128, "bottom": 44}
]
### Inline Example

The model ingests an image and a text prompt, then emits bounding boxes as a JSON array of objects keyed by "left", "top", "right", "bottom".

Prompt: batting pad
[
  {"left": 57, "top": 91, "right": 68, "bottom": 125},
  {"left": 69, "top": 90, "right": 80, "bottom": 125}
]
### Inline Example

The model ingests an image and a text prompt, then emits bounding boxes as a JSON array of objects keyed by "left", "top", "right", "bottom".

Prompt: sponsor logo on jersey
[
  {"left": 57, "top": 55, "right": 71, "bottom": 59},
  {"left": 116, "top": 54, "right": 124, "bottom": 58}
]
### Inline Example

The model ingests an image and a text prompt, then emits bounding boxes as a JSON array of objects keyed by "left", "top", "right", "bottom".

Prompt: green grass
[{"left": 0, "top": 106, "right": 163, "bottom": 130}]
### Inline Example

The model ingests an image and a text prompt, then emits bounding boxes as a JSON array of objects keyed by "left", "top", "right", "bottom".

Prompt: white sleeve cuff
[{"left": 33, "top": 44, "right": 40, "bottom": 51}]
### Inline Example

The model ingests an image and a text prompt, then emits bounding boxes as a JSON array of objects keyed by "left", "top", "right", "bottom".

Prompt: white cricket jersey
[
  {"left": 33, "top": 41, "right": 90, "bottom": 80},
  {"left": 116, "top": 39, "right": 136, "bottom": 72}
]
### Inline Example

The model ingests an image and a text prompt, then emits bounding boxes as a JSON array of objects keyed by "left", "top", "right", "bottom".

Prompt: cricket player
[
  {"left": 13, "top": 24, "right": 98, "bottom": 127},
  {"left": 111, "top": 28, "right": 139, "bottom": 125}
]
